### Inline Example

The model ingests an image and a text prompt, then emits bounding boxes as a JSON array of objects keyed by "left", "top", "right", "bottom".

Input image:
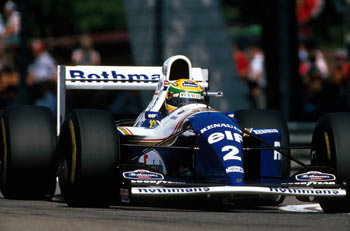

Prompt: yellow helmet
[{"left": 165, "top": 79, "right": 204, "bottom": 112}]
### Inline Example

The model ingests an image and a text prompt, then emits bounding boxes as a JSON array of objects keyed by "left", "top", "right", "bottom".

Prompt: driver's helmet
[{"left": 165, "top": 79, "right": 205, "bottom": 113}]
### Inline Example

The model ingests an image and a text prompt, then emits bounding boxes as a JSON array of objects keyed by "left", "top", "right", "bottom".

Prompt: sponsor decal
[
  {"left": 177, "top": 92, "right": 203, "bottom": 99},
  {"left": 226, "top": 166, "right": 244, "bottom": 174},
  {"left": 123, "top": 169, "right": 164, "bottom": 180},
  {"left": 182, "top": 80, "right": 199, "bottom": 88},
  {"left": 131, "top": 180, "right": 186, "bottom": 185},
  {"left": 252, "top": 129, "right": 279, "bottom": 135},
  {"left": 149, "top": 120, "right": 157, "bottom": 128},
  {"left": 269, "top": 187, "right": 340, "bottom": 195},
  {"left": 136, "top": 187, "right": 210, "bottom": 194},
  {"left": 208, "top": 131, "right": 242, "bottom": 144},
  {"left": 69, "top": 70, "right": 160, "bottom": 82},
  {"left": 145, "top": 111, "right": 161, "bottom": 120},
  {"left": 138, "top": 150, "right": 167, "bottom": 174},
  {"left": 170, "top": 116, "right": 178, "bottom": 120},
  {"left": 200, "top": 123, "right": 242, "bottom": 134},
  {"left": 283, "top": 181, "right": 336, "bottom": 186},
  {"left": 295, "top": 171, "right": 336, "bottom": 182},
  {"left": 133, "top": 186, "right": 345, "bottom": 196},
  {"left": 274, "top": 141, "right": 281, "bottom": 160},
  {"left": 206, "top": 130, "right": 244, "bottom": 186},
  {"left": 189, "top": 112, "right": 244, "bottom": 186}
]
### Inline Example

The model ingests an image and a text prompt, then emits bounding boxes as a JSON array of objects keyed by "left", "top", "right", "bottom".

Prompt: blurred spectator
[
  {"left": 71, "top": 35, "right": 101, "bottom": 65},
  {"left": 28, "top": 40, "right": 56, "bottom": 84},
  {"left": 232, "top": 44, "right": 249, "bottom": 82},
  {"left": 68, "top": 35, "right": 100, "bottom": 112},
  {"left": 333, "top": 50, "right": 349, "bottom": 88},
  {"left": 301, "top": 50, "right": 325, "bottom": 119},
  {"left": 0, "top": 1, "right": 21, "bottom": 74},
  {"left": 0, "top": 68, "right": 18, "bottom": 107},
  {"left": 70, "top": 35, "right": 142, "bottom": 117},
  {"left": 298, "top": 44, "right": 310, "bottom": 77},
  {"left": 0, "top": 13, "right": 4, "bottom": 35},
  {"left": 247, "top": 44, "right": 266, "bottom": 109},
  {"left": 332, "top": 50, "right": 350, "bottom": 110},
  {"left": 1, "top": 0, "right": 20, "bottom": 46},
  {"left": 27, "top": 39, "right": 57, "bottom": 114},
  {"left": 314, "top": 49, "right": 329, "bottom": 79}
]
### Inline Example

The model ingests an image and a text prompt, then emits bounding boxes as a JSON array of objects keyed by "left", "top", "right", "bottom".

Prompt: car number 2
[{"left": 222, "top": 145, "right": 241, "bottom": 161}]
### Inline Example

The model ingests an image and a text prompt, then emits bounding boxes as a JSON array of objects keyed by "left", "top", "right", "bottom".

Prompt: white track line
[{"left": 279, "top": 204, "right": 323, "bottom": 213}]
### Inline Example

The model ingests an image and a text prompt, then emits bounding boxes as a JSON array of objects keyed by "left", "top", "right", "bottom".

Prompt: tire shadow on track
[
  {"left": 110, "top": 196, "right": 289, "bottom": 213},
  {"left": 2, "top": 193, "right": 327, "bottom": 215},
  {"left": 49, "top": 194, "right": 282, "bottom": 213}
]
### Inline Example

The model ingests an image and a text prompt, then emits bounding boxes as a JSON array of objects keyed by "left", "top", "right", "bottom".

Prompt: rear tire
[
  {"left": 235, "top": 109, "right": 290, "bottom": 205},
  {"left": 58, "top": 109, "right": 119, "bottom": 207},
  {"left": 0, "top": 106, "right": 57, "bottom": 199},
  {"left": 311, "top": 113, "right": 350, "bottom": 213}
]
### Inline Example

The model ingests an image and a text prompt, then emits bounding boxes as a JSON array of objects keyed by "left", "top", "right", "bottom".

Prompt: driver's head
[{"left": 165, "top": 79, "right": 204, "bottom": 113}]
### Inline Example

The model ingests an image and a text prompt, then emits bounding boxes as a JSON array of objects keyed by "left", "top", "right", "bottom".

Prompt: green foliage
[
  {"left": 25, "top": 0, "right": 126, "bottom": 37},
  {"left": 70, "top": 0, "right": 125, "bottom": 33},
  {"left": 220, "top": 0, "right": 264, "bottom": 26}
]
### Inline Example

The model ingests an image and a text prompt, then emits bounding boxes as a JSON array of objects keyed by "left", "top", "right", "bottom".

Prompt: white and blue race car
[{"left": 0, "top": 55, "right": 349, "bottom": 212}]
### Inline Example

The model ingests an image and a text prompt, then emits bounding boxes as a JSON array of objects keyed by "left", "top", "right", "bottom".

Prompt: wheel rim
[
  {"left": 323, "top": 131, "right": 332, "bottom": 162},
  {"left": 68, "top": 119, "right": 77, "bottom": 185}
]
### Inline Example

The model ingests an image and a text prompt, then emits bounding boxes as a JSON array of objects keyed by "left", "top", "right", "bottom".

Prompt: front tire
[
  {"left": 0, "top": 106, "right": 57, "bottom": 199},
  {"left": 58, "top": 109, "right": 119, "bottom": 207},
  {"left": 311, "top": 113, "right": 350, "bottom": 213}
]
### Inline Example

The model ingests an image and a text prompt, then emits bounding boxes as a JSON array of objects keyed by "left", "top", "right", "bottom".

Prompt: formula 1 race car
[{"left": 0, "top": 55, "right": 350, "bottom": 213}]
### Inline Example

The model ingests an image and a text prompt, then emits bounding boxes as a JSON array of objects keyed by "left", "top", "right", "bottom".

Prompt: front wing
[
  {"left": 131, "top": 185, "right": 346, "bottom": 197},
  {"left": 119, "top": 168, "right": 347, "bottom": 201}
]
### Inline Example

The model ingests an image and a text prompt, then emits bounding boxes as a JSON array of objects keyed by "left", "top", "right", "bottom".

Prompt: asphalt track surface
[{"left": 1, "top": 188, "right": 350, "bottom": 231}]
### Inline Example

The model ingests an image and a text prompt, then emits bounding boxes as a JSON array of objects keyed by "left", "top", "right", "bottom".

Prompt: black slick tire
[
  {"left": 311, "top": 113, "right": 350, "bottom": 213},
  {"left": 58, "top": 109, "right": 119, "bottom": 207},
  {"left": 0, "top": 106, "right": 57, "bottom": 199}
]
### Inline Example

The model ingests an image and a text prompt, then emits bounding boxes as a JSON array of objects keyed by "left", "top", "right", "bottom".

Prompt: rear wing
[{"left": 57, "top": 65, "right": 209, "bottom": 135}]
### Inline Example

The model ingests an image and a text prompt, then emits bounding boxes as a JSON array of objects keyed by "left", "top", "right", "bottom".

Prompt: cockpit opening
[{"left": 169, "top": 59, "right": 190, "bottom": 81}]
